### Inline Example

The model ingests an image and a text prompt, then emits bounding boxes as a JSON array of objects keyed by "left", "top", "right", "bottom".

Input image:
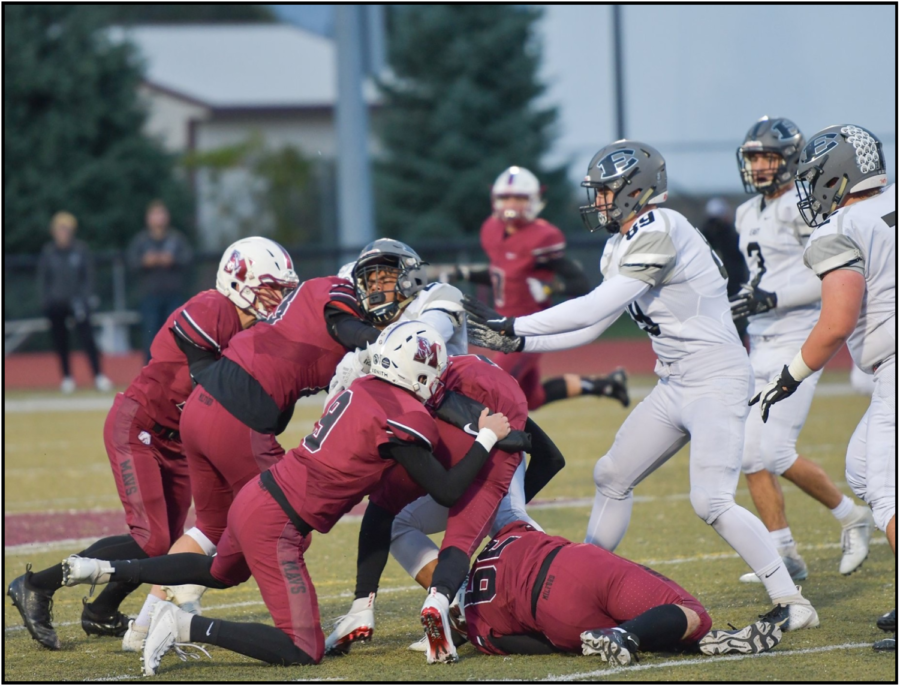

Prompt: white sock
[
  {"left": 769, "top": 527, "right": 796, "bottom": 552},
  {"left": 135, "top": 594, "right": 163, "bottom": 628},
  {"left": 584, "top": 490, "right": 633, "bottom": 551},
  {"left": 831, "top": 496, "right": 856, "bottom": 524}
]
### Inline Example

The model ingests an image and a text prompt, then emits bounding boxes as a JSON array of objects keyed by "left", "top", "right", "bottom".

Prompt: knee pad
[
  {"left": 593, "top": 456, "right": 630, "bottom": 499},
  {"left": 689, "top": 486, "right": 735, "bottom": 524},
  {"left": 184, "top": 527, "right": 218, "bottom": 556}
]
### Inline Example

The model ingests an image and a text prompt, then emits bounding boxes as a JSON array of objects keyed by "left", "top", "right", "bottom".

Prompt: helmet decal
[
  {"left": 224, "top": 250, "right": 249, "bottom": 282},
  {"left": 597, "top": 149, "right": 637, "bottom": 179},
  {"left": 806, "top": 133, "right": 839, "bottom": 159},
  {"left": 413, "top": 336, "right": 443, "bottom": 369},
  {"left": 841, "top": 125, "right": 884, "bottom": 174},
  {"left": 771, "top": 120, "right": 799, "bottom": 141}
]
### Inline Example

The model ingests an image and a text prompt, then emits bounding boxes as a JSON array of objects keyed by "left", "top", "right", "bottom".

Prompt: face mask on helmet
[
  {"left": 738, "top": 149, "right": 790, "bottom": 195},
  {"left": 368, "top": 321, "right": 448, "bottom": 402},
  {"left": 353, "top": 241, "right": 428, "bottom": 326},
  {"left": 736, "top": 118, "right": 805, "bottom": 196}
]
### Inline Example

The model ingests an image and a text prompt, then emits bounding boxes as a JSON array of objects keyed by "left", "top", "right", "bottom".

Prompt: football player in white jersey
[
  {"left": 465, "top": 140, "right": 819, "bottom": 633},
  {"left": 732, "top": 117, "right": 874, "bottom": 584},
  {"left": 753, "top": 125, "right": 895, "bottom": 652}
]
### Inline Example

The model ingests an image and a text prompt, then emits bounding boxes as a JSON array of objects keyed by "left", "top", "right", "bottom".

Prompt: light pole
[{"left": 611, "top": 5, "right": 626, "bottom": 141}]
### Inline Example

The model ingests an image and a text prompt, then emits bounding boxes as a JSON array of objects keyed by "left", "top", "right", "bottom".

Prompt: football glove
[
  {"left": 462, "top": 295, "right": 516, "bottom": 335},
  {"left": 730, "top": 286, "right": 778, "bottom": 320},
  {"left": 467, "top": 320, "right": 525, "bottom": 354},
  {"left": 749, "top": 365, "right": 801, "bottom": 423}
]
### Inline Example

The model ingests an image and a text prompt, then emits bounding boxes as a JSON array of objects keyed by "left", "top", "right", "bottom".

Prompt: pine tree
[
  {"left": 4, "top": 5, "right": 191, "bottom": 253},
  {"left": 375, "top": 5, "right": 573, "bottom": 241}
]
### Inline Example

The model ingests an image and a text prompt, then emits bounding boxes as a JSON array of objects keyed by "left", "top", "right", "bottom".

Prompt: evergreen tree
[
  {"left": 104, "top": 4, "right": 274, "bottom": 25},
  {"left": 4, "top": 5, "right": 191, "bottom": 253},
  {"left": 375, "top": 5, "right": 573, "bottom": 241}
]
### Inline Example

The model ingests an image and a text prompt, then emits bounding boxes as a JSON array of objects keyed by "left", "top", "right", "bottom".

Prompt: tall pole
[
  {"left": 335, "top": 5, "right": 375, "bottom": 255},
  {"left": 611, "top": 5, "right": 626, "bottom": 141}
]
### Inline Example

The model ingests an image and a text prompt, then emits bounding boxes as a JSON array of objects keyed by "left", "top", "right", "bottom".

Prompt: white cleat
[
  {"left": 761, "top": 587, "right": 820, "bottom": 632},
  {"left": 420, "top": 588, "right": 458, "bottom": 664},
  {"left": 699, "top": 621, "right": 782, "bottom": 655},
  {"left": 325, "top": 593, "right": 375, "bottom": 655},
  {"left": 141, "top": 601, "right": 209, "bottom": 676},
  {"left": 61, "top": 556, "right": 114, "bottom": 588},
  {"left": 162, "top": 584, "right": 207, "bottom": 616},
  {"left": 122, "top": 620, "right": 148, "bottom": 653},
  {"left": 839, "top": 507, "right": 875, "bottom": 575},
  {"left": 739, "top": 552, "right": 808, "bottom": 584},
  {"left": 408, "top": 635, "right": 429, "bottom": 652},
  {"left": 581, "top": 627, "right": 640, "bottom": 665}
]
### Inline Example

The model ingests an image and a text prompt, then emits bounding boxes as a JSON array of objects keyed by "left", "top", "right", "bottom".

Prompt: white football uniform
[
  {"left": 511, "top": 207, "right": 797, "bottom": 601},
  {"left": 399, "top": 282, "right": 468, "bottom": 355},
  {"left": 735, "top": 188, "right": 824, "bottom": 476},
  {"left": 803, "top": 186, "right": 896, "bottom": 532}
]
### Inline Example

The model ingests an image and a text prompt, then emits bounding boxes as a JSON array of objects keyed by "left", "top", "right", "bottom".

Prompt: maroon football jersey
[
  {"left": 222, "top": 276, "right": 359, "bottom": 410},
  {"left": 479, "top": 217, "right": 566, "bottom": 317},
  {"left": 125, "top": 289, "right": 242, "bottom": 432},
  {"left": 271, "top": 375, "right": 439, "bottom": 534}
]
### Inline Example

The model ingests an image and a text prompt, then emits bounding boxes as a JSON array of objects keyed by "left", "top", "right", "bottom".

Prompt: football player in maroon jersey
[
  {"left": 59, "top": 322, "right": 512, "bottom": 675},
  {"left": 7, "top": 237, "right": 295, "bottom": 652},
  {"left": 438, "top": 166, "right": 629, "bottom": 410},
  {"left": 463, "top": 521, "right": 781, "bottom": 665}
]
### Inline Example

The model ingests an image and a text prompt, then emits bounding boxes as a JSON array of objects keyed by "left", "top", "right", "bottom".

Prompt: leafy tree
[
  {"left": 4, "top": 5, "right": 191, "bottom": 253},
  {"left": 104, "top": 4, "right": 274, "bottom": 25},
  {"left": 375, "top": 5, "right": 573, "bottom": 241}
]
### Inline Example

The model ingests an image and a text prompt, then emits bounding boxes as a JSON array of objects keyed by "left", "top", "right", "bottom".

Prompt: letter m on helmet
[
  {"left": 224, "top": 250, "right": 249, "bottom": 281},
  {"left": 414, "top": 336, "right": 442, "bottom": 369}
]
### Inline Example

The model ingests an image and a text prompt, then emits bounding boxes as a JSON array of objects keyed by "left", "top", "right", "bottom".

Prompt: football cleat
[
  {"left": 839, "top": 507, "right": 875, "bottom": 575},
  {"left": 420, "top": 588, "right": 458, "bottom": 664},
  {"left": 873, "top": 636, "right": 896, "bottom": 652},
  {"left": 698, "top": 621, "right": 782, "bottom": 655},
  {"left": 877, "top": 609, "right": 896, "bottom": 633},
  {"left": 81, "top": 598, "right": 130, "bottom": 637},
  {"left": 325, "top": 593, "right": 375, "bottom": 655},
  {"left": 759, "top": 588, "right": 819, "bottom": 631},
  {"left": 581, "top": 627, "right": 640, "bottom": 665},
  {"left": 590, "top": 368, "right": 630, "bottom": 407},
  {"left": 739, "top": 552, "right": 808, "bottom": 584},
  {"left": 7, "top": 568, "right": 60, "bottom": 650},
  {"left": 162, "top": 584, "right": 207, "bottom": 616},
  {"left": 141, "top": 601, "right": 209, "bottom": 676},
  {"left": 61, "top": 555, "right": 114, "bottom": 589},
  {"left": 122, "top": 620, "right": 149, "bottom": 653},
  {"left": 408, "top": 635, "right": 429, "bottom": 652}
]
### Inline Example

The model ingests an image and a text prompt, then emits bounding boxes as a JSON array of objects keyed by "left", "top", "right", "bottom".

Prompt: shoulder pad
[{"left": 409, "top": 282, "right": 465, "bottom": 313}]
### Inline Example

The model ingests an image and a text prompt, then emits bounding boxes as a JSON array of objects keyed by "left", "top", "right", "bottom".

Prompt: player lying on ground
[
  {"left": 750, "top": 125, "right": 895, "bottom": 652},
  {"left": 429, "top": 166, "right": 629, "bottom": 410},
  {"left": 464, "top": 140, "right": 819, "bottom": 632},
  {"left": 462, "top": 520, "right": 782, "bottom": 665},
  {"left": 731, "top": 116, "right": 874, "bottom": 585},
  {"left": 58, "top": 322, "right": 512, "bottom": 675},
  {"left": 7, "top": 237, "right": 296, "bottom": 652},
  {"left": 326, "top": 354, "right": 565, "bottom": 663}
]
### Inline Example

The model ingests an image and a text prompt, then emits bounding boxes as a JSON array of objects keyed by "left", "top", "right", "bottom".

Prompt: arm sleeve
[
  {"left": 514, "top": 274, "right": 647, "bottom": 337},
  {"left": 435, "top": 391, "right": 531, "bottom": 452},
  {"left": 487, "top": 633, "right": 561, "bottom": 655},
  {"left": 803, "top": 231, "right": 865, "bottom": 278},
  {"left": 324, "top": 305, "right": 380, "bottom": 349},
  {"left": 172, "top": 331, "right": 219, "bottom": 381},
  {"left": 523, "top": 417, "right": 565, "bottom": 503},
  {"left": 380, "top": 440, "right": 491, "bottom": 508},
  {"left": 522, "top": 307, "right": 624, "bottom": 353},
  {"left": 353, "top": 502, "right": 395, "bottom": 598},
  {"left": 543, "top": 257, "right": 591, "bottom": 297}
]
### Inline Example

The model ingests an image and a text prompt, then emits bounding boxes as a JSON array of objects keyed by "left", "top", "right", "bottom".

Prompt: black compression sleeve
[
  {"left": 544, "top": 257, "right": 590, "bottom": 296},
  {"left": 435, "top": 391, "right": 530, "bottom": 452},
  {"left": 488, "top": 632, "right": 561, "bottom": 655},
  {"left": 172, "top": 330, "right": 219, "bottom": 381},
  {"left": 466, "top": 266, "right": 492, "bottom": 285},
  {"left": 191, "top": 616, "right": 316, "bottom": 665},
  {"left": 354, "top": 502, "right": 395, "bottom": 599},
  {"left": 618, "top": 603, "right": 689, "bottom": 652},
  {"left": 523, "top": 418, "right": 566, "bottom": 503},
  {"left": 380, "top": 440, "right": 490, "bottom": 508},
  {"left": 324, "top": 305, "right": 380, "bottom": 349},
  {"left": 110, "top": 554, "right": 231, "bottom": 589}
]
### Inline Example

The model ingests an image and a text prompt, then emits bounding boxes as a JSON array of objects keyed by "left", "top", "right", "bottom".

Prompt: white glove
[
  {"left": 324, "top": 348, "right": 371, "bottom": 409},
  {"left": 526, "top": 277, "right": 550, "bottom": 304}
]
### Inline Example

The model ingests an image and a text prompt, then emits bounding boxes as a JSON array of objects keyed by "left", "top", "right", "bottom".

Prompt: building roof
[{"left": 110, "top": 24, "right": 377, "bottom": 109}]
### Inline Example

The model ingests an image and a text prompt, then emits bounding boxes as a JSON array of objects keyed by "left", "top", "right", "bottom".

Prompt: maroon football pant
[
  {"left": 532, "top": 545, "right": 711, "bottom": 651},
  {"left": 211, "top": 477, "right": 325, "bottom": 664},
  {"left": 180, "top": 385, "right": 285, "bottom": 544},
  {"left": 103, "top": 394, "right": 191, "bottom": 557},
  {"left": 494, "top": 351, "right": 545, "bottom": 411}
]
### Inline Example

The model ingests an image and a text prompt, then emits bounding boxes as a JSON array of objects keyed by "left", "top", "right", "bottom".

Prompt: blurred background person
[
  {"left": 127, "top": 200, "right": 193, "bottom": 361},
  {"left": 37, "top": 211, "right": 112, "bottom": 393},
  {"left": 700, "top": 197, "right": 747, "bottom": 299}
]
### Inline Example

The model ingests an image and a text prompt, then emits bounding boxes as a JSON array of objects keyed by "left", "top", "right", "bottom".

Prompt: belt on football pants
[
  {"left": 530, "top": 546, "right": 564, "bottom": 619},
  {"left": 259, "top": 470, "right": 313, "bottom": 537},
  {"left": 151, "top": 422, "right": 180, "bottom": 442}
]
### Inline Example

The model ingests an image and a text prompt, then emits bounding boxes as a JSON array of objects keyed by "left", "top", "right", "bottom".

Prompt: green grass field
[{"left": 4, "top": 378, "right": 895, "bottom": 681}]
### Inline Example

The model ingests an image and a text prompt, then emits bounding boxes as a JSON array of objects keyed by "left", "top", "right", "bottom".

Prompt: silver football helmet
[
  {"left": 795, "top": 124, "right": 887, "bottom": 228},
  {"left": 737, "top": 116, "right": 805, "bottom": 195},
  {"left": 579, "top": 141, "right": 668, "bottom": 234},
  {"left": 353, "top": 238, "right": 429, "bottom": 326}
]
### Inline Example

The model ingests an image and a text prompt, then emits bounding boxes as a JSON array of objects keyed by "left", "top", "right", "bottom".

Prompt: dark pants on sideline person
[
  {"left": 140, "top": 293, "right": 185, "bottom": 361},
  {"left": 45, "top": 301, "right": 101, "bottom": 378}
]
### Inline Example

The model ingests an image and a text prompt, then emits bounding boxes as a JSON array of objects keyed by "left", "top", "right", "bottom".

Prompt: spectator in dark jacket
[
  {"left": 37, "top": 212, "right": 112, "bottom": 393},
  {"left": 126, "top": 200, "right": 193, "bottom": 361},
  {"left": 701, "top": 198, "right": 749, "bottom": 338}
]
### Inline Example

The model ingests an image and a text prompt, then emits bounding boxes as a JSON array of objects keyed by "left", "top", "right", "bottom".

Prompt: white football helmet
[
  {"left": 491, "top": 166, "right": 546, "bottom": 225},
  {"left": 368, "top": 321, "right": 448, "bottom": 403},
  {"left": 216, "top": 237, "right": 299, "bottom": 319}
]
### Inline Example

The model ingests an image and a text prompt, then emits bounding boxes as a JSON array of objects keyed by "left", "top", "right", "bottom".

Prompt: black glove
[
  {"left": 467, "top": 320, "right": 525, "bottom": 354},
  {"left": 730, "top": 286, "right": 778, "bottom": 320},
  {"left": 462, "top": 295, "right": 516, "bottom": 335},
  {"left": 748, "top": 365, "right": 801, "bottom": 423}
]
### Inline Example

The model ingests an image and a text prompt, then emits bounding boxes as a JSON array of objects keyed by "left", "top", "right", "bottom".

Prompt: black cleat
[
  {"left": 7, "top": 567, "right": 61, "bottom": 650},
  {"left": 590, "top": 368, "right": 630, "bottom": 407},
  {"left": 81, "top": 598, "right": 130, "bottom": 638},
  {"left": 873, "top": 636, "right": 896, "bottom": 652},
  {"left": 877, "top": 609, "right": 896, "bottom": 633},
  {"left": 581, "top": 627, "right": 641, "bottom": 665}
]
